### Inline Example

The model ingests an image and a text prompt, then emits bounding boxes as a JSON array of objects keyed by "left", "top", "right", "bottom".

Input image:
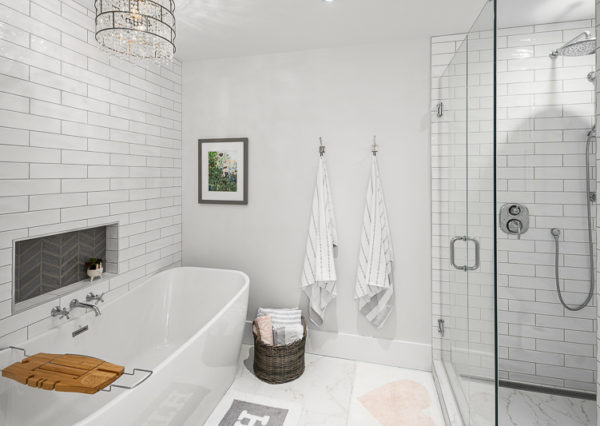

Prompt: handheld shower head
[{"left": 550, "top": 31, "right": 596, "bottom": 58}]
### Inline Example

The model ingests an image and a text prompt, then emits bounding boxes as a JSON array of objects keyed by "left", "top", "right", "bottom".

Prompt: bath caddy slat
[{"left": 2, "top": 353, "right": 124, "bottom": 394}]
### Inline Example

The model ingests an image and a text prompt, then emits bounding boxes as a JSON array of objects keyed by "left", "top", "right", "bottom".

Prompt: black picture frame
[{"left": 198, "top": 138, "right": 249, "bottom": 205}]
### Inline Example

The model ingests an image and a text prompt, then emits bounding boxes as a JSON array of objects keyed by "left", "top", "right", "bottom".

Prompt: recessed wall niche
[{"left": 14, "top": 225, "right": 118, "bottom": 305}]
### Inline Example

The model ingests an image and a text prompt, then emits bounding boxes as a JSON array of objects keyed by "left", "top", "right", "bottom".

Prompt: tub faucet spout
[{"left": 70, "top": 299, "right": 101, "bottom": 316}]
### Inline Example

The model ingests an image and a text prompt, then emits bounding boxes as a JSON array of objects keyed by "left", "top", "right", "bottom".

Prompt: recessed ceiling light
[{"left": 322, "top": 0, "right": 335, "bottom": 3}]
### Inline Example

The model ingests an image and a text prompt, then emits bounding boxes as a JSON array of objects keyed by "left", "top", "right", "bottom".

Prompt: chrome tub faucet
[{"left": 70, "top": 299, "right": 101, "bottom": 316}]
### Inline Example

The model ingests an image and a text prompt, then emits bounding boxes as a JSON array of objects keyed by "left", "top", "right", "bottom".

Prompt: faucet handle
[
  {"left": 507, "top": 219, "right": 523, "bottom": 240},
  {"left": 86, "top": 292, "right": 105, "bottom": 305},
  {"left": 51, "top": 306, "right": 70, "bottom": 320}
]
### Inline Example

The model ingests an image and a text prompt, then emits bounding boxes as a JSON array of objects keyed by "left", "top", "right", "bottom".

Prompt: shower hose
[{"left": 551, "top": 129, "right": 595, "bottom": 311}]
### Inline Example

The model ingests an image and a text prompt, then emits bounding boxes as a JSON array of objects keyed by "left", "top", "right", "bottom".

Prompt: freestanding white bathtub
[{"left": 0, "top": 267, "right": 249, "bottom": 426}]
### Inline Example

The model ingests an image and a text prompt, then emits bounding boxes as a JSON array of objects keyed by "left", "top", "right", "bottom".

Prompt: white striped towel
[
  {"left": 273, "top": 324, "right": 305, "bottom": 345},
  {"left": 257, "top": 308, "right": 302, "bottom": 327},
  {"left": 300, "top": 156, "right": 338, "bottom": 327},
  {"left": 355, "top": 156, "right": 394, "bottom": 328}
]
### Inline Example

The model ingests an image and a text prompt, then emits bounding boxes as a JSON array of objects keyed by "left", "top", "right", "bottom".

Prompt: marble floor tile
[
  {"left": 225, "top": 345, "right": 355, "bottom": 425},
  {"left": 498, "top": 387, "right": 596, "bottom": 426},
  {"left": 464, "top": 377, "right": 496, "bottom": 426},
  {"left": 210, "top": 346, "right": 445, "bottom": 426}
]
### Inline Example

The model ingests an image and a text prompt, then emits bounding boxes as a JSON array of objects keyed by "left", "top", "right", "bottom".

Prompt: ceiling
[
  {"left": 498, "top": 0, "right": 594, "bottom": 28},
  {"left": 78, "top": 0, "right": 596, "bottom": 62},
  {"left": 175, "top": 0, "right": 486, "bottom": 61}
]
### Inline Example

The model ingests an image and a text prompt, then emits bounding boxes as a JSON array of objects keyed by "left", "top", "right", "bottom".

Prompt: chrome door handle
[
  {"left": 450, "top": 236, "right": 480, "bottom": 271},
  {"left": 450, "top": 236, "right": 467, "bottom": 271},
  {"left": 466, "top": 237, "right": 480, "bottom": 271}
]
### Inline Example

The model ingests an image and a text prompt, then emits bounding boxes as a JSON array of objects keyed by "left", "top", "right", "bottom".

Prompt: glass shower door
[
  {"left": 434, "top": 1, "right": 496, "bottom": 424},
  {"left": 439, "top": 35, "right": 472, "bottom": 423}
]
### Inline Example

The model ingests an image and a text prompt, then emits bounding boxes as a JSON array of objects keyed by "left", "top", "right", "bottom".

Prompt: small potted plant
[{"left": 85, "top": 258, "right": 103, "bottom": 282}]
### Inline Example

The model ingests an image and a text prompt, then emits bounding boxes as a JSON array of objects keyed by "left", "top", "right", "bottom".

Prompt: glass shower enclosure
[{"left": 432, "top": 0, "right": 598, "bottom": 424}]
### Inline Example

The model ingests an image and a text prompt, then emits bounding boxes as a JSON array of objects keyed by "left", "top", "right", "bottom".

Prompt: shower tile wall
[
  {"left": 432, "top": 19, "right": 598, "bottom": 393},
  {"left": 0, "top": 0, "right": 182, "bottom": 343},
  {"left": 596, "top": 0, "right": 600, "bottom": 419},
  {"left": 496, "top": 20, "right": 597, "bottom": 393}
]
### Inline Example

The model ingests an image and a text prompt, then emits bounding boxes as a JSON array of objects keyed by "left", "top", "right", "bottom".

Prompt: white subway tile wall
[
  {"left": 432, "top": 19, "right": 598, "bottom": 393},
  {"left": 596, "top": 0, "right": 600, "bottom": 417},
  {"left": 0, "top": 0, "right": 182, "bottom": 340}
]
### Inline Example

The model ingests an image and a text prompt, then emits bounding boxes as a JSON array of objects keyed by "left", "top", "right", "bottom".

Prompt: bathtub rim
[
  {"left": 136, "top": 266, "right": 250, "bottom": 374},
  {"left": 77, "top": 266, "right": 249, "bottom": 424},
  {"left": 4, "top": 266, "right": 249, "bottom": 426}
]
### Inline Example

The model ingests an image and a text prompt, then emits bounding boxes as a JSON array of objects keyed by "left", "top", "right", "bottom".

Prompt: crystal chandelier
[{"left": 95, "top": 0, "right": 176, "bottom": 63}]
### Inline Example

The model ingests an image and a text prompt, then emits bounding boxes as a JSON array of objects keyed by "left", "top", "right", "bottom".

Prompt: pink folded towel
[{"left": 256, "top": 315, "right": 274, "bottom": 345}]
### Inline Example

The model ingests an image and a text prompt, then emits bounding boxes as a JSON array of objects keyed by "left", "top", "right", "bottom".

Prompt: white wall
[
  {"left": 182, "top": 40, "right": 433, "bottom": 365},
  {"left": 0, "top": 0, "right": 181, "bottom": 343}
]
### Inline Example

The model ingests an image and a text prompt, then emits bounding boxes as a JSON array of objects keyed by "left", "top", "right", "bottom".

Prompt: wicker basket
[{"left": 252, "top": 317, "right": 306, "bottom": 384}]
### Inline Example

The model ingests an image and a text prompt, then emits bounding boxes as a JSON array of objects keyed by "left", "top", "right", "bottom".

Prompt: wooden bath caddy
[{"left": 2, "top": 353, "right": 124, "bottom": 394}]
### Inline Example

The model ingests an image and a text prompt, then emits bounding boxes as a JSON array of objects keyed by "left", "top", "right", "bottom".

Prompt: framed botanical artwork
[{"left": 198, "top": 138, "right": 248, "bottom": 205}]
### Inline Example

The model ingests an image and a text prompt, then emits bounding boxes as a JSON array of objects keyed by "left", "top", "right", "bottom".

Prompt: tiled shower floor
[
  {"left": 497, "top": 387, "right": 596, "bottom": 426},
  {"left": 464, "top": 377, "right": 596, "bottom": 426},
  {"left": 204, "top": 345, "right": 445, "bottom": 425}
]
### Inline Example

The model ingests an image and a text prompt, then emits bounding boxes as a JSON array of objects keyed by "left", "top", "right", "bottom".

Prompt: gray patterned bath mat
[{"left": 218, "top": 399, "right": 289, "bottom": 426}]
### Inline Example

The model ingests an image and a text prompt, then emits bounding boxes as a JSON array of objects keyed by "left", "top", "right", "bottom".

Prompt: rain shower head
[{"left": 550, "top": 31, "right": 596, "bottom": 58}]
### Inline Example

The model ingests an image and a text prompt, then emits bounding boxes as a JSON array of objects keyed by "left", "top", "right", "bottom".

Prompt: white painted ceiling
[
  {"left": 77, "top": 0, "right": 596, "bottom": 62},
  {"left": 175, "top": 0, "right": 486, "bottom": 61},
  {"left": 498, "top": 0, "right": 594, "bottom": 28}
]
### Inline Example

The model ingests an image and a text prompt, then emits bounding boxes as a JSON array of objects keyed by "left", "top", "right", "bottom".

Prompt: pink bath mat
[{"left": 358, "top": 380, "right": 435, "bottom": 426}]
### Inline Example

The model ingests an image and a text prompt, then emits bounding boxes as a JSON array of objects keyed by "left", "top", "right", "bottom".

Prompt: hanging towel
[
  {"left": 300, "top": 156, "right": 338, "bottom": 327},
  {"left": 355, "top": 156, "right": 394, "bottom": 328},
  {"left": 257, "top": 308, "right": 302, "bottom": 327}
]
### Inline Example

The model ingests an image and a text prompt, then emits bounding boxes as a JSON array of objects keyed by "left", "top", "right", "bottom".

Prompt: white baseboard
[{"left": 243, "top": 321, "right": 432, "bottom": 372}]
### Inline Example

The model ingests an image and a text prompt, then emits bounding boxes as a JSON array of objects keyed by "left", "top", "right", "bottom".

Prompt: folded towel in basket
[
  {"left": 257, "top": 308, "right": 302, "bottom": 328},
  {"left": 273, "top": 324, "right": 304, "bottom": 345},
  {"left": 255, "top": 315, "right": 274, "bottom": 345}
]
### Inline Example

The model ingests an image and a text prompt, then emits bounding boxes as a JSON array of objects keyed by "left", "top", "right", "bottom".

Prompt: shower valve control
[
  {"left": 509, "top": 205, "right": 521, "bottom": 215},
  {"left": 500, "top": 203, "right": 529, "bottom": 239}
]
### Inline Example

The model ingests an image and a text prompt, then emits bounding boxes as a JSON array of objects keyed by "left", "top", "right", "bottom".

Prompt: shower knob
[
  {"left": 507, "top": 219, "right": 522, "bottom": 233},
  {"left": 507, "top": 219, "right": 523, "bottom": 240},
  {"left": 509, "top": 205, "right": 521, "bottom": 215}
]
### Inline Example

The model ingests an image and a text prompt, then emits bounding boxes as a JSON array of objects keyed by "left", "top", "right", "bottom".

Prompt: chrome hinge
[
  {"left": 438, "top": 319, "right": 445, "bottom": 336},
  {"left": 436, "top": 102, "right": 444, "bottom": 118}
]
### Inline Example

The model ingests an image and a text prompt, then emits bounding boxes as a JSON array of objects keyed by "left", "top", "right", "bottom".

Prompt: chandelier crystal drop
[{"left": 95, "top": 0, "right": 176, "bottom": 64}]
